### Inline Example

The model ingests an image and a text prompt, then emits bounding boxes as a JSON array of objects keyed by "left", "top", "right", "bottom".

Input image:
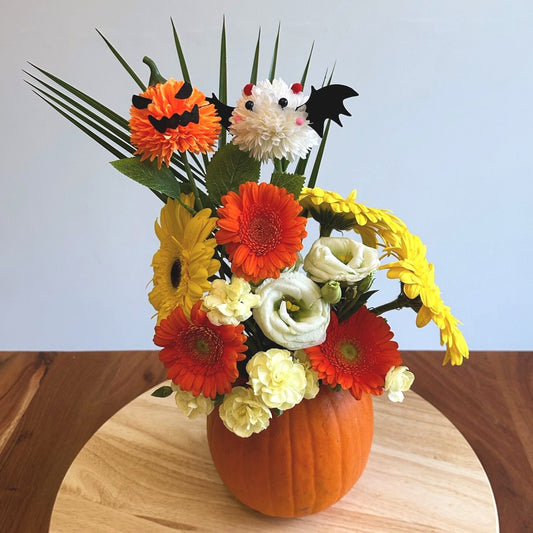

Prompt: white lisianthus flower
[
  {"left": 303, "top": 237, "right": 380, "bottom": 284},
  {"left": 219, "top": 386, "right": 272, "bottom": 438},
  {"left": 171, "top": 384, "right": 215, "bottom": 418},
  {"left": 252, "top": 271, "right": 330, "bottom": 350},
  {"left": 247, "top": 349, "right": 308, "bottom": 410},
  {"left": 384, "top": 366, "right": 415, "bottom": 402},
  {"left": 202, "top": 276, "right": 261, "bottom": 326},
  {"left": 229, "top": 79, "right": 320, "bottom": 162},
  {"left": 293, "top": 350, "right": 320, "bottom": 400}
]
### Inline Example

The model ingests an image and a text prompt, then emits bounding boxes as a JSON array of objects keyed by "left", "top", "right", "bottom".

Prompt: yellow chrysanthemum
[
  {"left": 299, "top": 187, "right": 406, "bottom": 247},
  {"left": 382, "top": 232, "right": 469, "bottom": 365},
  {"left": 149, "top": 194, "right": 220, "bottom": 321}
]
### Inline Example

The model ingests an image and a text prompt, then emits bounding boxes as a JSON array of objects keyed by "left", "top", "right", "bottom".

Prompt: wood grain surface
[
  {"left": 0, "top": 350, "right": 531, "bottom": 532},
  {"left": 49, "top": 387, "right": 498, "bottom": 532}
]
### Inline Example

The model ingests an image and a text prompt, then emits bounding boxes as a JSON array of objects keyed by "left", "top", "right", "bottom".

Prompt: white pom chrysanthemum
[{"left": 229, "top": 79, "right": 320, "bottom": 162}]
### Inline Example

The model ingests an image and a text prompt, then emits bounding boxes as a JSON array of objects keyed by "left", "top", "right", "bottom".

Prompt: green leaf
[
  {"left": 205, "top": 144, "right": 260, "bottom": 206},
  {"left": 307, "top": 119, "right": 331, "bottom": 188},
  {"left": 110, "top": 157, "right": 181, "bottom": 199},
  {"left": 26, "top": 63, "right": 129, "bottom": 129},
  {"left": 218, "top": 16, "right": 228, "bottom": 147},
  {"left": 151, "top": 385, "right": 174, "bottom": 398},
  {"left": 28, "top": 82, "right": 134, "bottom": 153},
  {"left": 171, "top": 18, "right": 191, "bottom": 83},
  {"left": 96, "top": 29, "right": 146, "bottom": 91},
  {"left": 270, "top": 171, "right": 305, "bottom": 199},
  {"left": 268, "top": 23, "right": 281, "bottom": 82},
  {"left": 250, "top": 27, "right": 261, "bottom": 84},
  {"left": 295, "top": 155, "right": 310, "bottom": 177},
  {"left": 300, "top": 42, "right": 314, "bottom": 88}
]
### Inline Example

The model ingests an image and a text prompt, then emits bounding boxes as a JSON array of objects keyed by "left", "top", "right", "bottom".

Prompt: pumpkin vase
[{"left": 206, "top": 386, "right": 374, "bottom": 517}]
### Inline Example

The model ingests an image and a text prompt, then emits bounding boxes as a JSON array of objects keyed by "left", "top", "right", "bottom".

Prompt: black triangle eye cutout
[
  {"left": 132, "top": 95, "right": 152, "bottom": 109},
  {"left": 175, "top": 82, "right": 193, "bottom": 99}
]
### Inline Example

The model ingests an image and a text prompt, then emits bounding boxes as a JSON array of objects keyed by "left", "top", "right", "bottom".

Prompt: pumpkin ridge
[
  {"left": 206, "top": 387, "right": 374, "bottom": 518},
  {"left": 303, "top": 398, "right": 317, "bottom": 514},
  {"left": 327, "top": 389, "right": 344, "bottom": 504},
  {"left": 287, "top": 407, "right": 295, "bottom": 516},
  {"left": 243, "top": 434, "right": 256, "bottom": 512},
  {"left": 264, "top": 422, "right": 274, "bottom": 515}
]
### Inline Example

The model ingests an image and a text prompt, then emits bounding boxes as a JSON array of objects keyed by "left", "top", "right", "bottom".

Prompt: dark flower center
[
  {"left": 170, "top": 258, "right": 182, "bottom": 288},
  {"left": 183, "top": 326, "right": 223, "bottom": 362},
  {"left": 240, "top": 205, "right": 282, "bottom": 256}
]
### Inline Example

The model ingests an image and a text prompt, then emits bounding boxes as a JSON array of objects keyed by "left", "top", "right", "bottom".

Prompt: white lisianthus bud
[
  {"left": 247, "top": 349, "right": 307, "bottom": 410},
  {"left": 252, "top": 271, "right": 330, "bottom": 350},
  {"left": 320, "top": 280, "right": 342, "bottom": 304},
  {"left": 384, "top": 366, "right": 415, "bottom": 402},
  {"left": 171, "top": 384, "right": 214, "bottom": 418},
  {"left": 293, "top": 350, "right": 320, "bottom": 399},
  {"left": 303, "top": 237, "right": 380, "bottom": 284},
  {"left": 202, "top": 276, "right": 261, "bottom": 326},
  {"left": 219, "top": 386, "right": 272, "bottom": 438}
]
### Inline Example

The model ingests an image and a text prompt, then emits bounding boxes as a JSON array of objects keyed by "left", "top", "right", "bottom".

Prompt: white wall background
[{"left": 1, "top": 0, "right": 531, "bottom": 351}]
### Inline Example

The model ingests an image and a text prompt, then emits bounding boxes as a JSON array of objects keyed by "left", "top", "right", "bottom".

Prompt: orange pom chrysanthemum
[
  {"left": 129, "top": 78, "right": 221, "bottom": 168},
  {"left": 216, "top": 182, "right": 308, "bottom": 283},
  {"left": 154, "top": 301, "right": 247, "bottom": 399},
  {"left": 305, "top": 307, "right": 402, "bottom": 400}
]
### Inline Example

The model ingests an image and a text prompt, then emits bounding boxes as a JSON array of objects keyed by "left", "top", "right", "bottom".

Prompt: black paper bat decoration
[
  {"left": 301, "top": 84, "right": 359, "bottom": 137},
  {"left": 207, "top": 82, "right": 358, "bottom": 137}
]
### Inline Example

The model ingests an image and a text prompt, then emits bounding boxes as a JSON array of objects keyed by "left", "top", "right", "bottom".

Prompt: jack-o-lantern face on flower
[{"left": 129, "top": 78, "right": 221, "bottom": 168}]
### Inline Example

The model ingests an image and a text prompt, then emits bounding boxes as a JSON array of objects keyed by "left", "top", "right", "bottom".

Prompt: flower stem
[
  {"left": 371, "top": 291, "right": 422, "bottom": 315},
  {"left": 319, "top": 225, "right": 333, "bottom": 237},
  {"left": 180, "top": 151, "right": 203, "bottom": 210},
  {"left": 273, "top": 158, "right": 283, "bottom": 173}
]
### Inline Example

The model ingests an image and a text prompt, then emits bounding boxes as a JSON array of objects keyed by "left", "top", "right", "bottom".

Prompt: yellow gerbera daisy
[{"left": 149, "top": 194, "right": 220, "bottom": 321}]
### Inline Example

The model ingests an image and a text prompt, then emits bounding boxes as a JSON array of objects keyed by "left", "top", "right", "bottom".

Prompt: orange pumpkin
[{"left": 206, "top": 386, "right": 374, "bottom": 517}]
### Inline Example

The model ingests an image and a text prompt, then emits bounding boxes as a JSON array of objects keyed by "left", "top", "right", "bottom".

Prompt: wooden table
[
  {"left": 50, "top": 388, "right": 497, "bottom": 531},
  {"left": 1, "top": 350, "right": 532, "bottom": 532}
]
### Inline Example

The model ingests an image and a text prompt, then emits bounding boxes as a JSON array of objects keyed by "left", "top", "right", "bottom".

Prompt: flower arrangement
[{"left": 27, "top": 20, "right": 468, "bottom": 440}]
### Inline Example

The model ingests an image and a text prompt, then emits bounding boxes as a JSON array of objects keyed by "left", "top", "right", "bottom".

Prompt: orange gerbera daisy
[
  {"left": 305, "top": 307, "right": 402, "bottom": 399},
  {"left": 153, "top": 301, "right": 247, "bottom": 399},
  {"left": 129, "top": 78, "right": 221, "bottom": 168},
  {"left": 216, "top": 182, "right": 308, "bottom": 283}
]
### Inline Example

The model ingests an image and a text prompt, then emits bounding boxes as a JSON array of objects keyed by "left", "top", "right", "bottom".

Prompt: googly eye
[
  {"left": 278, "top": 98, "right": 288, "bottom": 109},
  {"left": 245, "top": 100, "right": 254, "bottom": 111}
]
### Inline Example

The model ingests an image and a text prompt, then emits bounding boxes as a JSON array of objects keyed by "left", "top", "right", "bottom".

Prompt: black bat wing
[
  {"left": 206, "top": 94, "right": 235, "bottom": 130},
  {"left": 304, "top": 84, "right": 359, "bottom": 137}
]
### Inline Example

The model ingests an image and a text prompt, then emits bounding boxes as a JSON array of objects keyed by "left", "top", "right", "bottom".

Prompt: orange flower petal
[{"left": 216, "top": 182, "right": 307, "bottom": 283}]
